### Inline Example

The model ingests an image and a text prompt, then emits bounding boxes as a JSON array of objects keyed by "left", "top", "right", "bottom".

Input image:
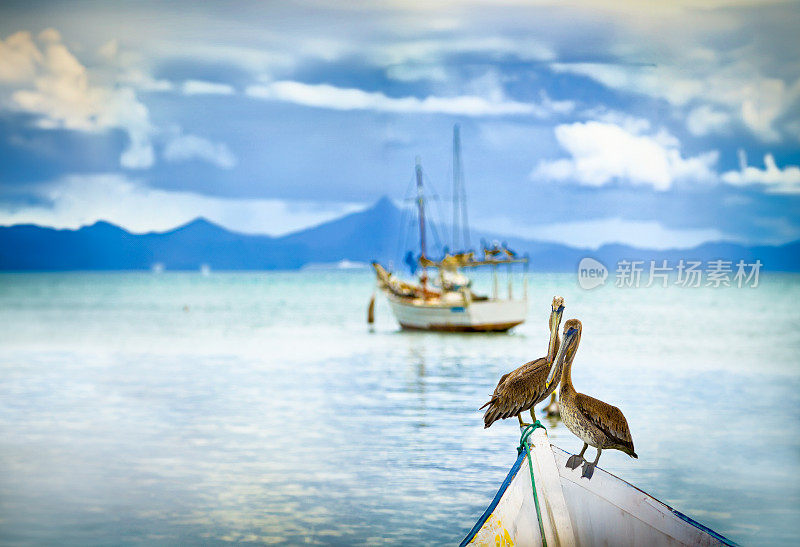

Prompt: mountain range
[{"left": 1, "top": 196, "right": 798, "bottom": 272}]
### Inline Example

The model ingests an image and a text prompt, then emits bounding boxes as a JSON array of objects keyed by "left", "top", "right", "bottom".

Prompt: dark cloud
[{"left": 0, "top": 113, "right": 126, "bottom": 183}]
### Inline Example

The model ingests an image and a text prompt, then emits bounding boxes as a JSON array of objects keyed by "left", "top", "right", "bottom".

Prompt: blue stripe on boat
[
  {"left": 459, "top": 451, "right": 525, "bottom": 547},
  {"left": 671, "top": 508, "right": 738, "bottom": 546},
  {"left": 451, "top": 307, "right": 466, "bottom": 312}
]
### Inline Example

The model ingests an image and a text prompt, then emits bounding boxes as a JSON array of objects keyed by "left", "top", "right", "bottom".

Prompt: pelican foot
[
  {"left": 566, "top": 455, "right": 584, "bottom": 469},
  {"left": 519, "top": 422, "right": 531, "bottom": 428},
  {"left": 581, "top": 462, "right": 596, "bottom": 479}
]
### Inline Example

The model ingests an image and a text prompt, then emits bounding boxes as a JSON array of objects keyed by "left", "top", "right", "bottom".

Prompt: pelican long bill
[{"left": 546, "top": 325, "right": 576, "bottom": 390}]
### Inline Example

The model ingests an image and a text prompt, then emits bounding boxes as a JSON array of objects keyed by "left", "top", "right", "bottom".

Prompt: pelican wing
[
  {"left": 491, "top": 372, "right": 511, "bottom": 397},
  {"left": 482, "top": 357, "right": 549, "bottom": 428},
  {"left": 574, "top": 393, "right": 636, "bottom": 455}
]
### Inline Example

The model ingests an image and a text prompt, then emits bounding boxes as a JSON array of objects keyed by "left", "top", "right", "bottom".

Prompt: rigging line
[
  {"left": 460, "top": 158, "right": 470, "bottom": 250},
  {"left": 393, "top": 206, "right": 407, "bottom": 269},
  {"left": 453, "top": 124, "right": 471, "bottom": 251},
  {"left": 394, "top": 173, "right": 417, "bottom": 268},
  {"left": 422, "top": 171, "right": 448, "bottom": 257},
  {"left": 518, "top": 421, "right": 548, "bottom": 547},
  {"left": 452, "top": 124, "right": 460, "bottom": 251}
]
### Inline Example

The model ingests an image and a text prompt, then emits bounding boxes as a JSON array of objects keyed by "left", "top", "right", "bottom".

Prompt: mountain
[
  {"left": 0, "top": 217, "right": 304, "bottom": 270},
  {"left": 1, "top": 197, "right": 799, "bottom": 271},
  {"left": 279, "top": 196, "right": 402, "bottom": 264}
]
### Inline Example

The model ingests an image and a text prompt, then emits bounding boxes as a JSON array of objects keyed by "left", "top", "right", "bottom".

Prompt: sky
[{"left": 0, "top": 0, "right": 799, "bottom": 249}]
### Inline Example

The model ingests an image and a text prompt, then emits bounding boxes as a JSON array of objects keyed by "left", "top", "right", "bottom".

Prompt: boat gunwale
[
  {"left": 384, "top": 290, "right": 527, "bottom": 310},
  {"left": 399, "top": 321, "right": 523, "bottom": 332},
  {"left": 459, "top": 450, "right": 526, "bottom": 547},
  {"left": 549, "top": 445, "right": 738, "bottom": 546}
]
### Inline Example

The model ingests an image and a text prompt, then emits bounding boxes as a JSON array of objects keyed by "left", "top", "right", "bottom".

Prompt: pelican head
[
  {"left": 546, "top": 319, "right": 582, "bottom": 389},
  {"left": 549, "top": 296, "right": 565, "bottom": 330}
]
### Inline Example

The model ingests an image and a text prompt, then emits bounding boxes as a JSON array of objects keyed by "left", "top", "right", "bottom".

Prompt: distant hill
[{"left": 1, "top": 197, "right": 799, "bottom": 271}]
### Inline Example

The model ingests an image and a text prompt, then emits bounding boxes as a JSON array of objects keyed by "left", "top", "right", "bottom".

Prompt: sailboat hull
[{"left": 387, "top": 295, "right": 526, "bottom": 332}]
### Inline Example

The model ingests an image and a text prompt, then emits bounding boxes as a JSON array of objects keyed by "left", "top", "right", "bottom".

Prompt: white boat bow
[{"left": 462, "top": 426, "right": 736, "bottom": 547}]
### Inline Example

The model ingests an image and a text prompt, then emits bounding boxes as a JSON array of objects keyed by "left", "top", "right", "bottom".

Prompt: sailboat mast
[
  {"left": 416, "top": 157, "right": 426, "bottom": 258},
  {"left": 415, "top": 156, "right": 428, "bottom": 291},
  {"left": 453, "top": 124, "right": 461, "bottom": 250},
  {"left": 452, "top": 124, "right": 470, "bottom": 251}
]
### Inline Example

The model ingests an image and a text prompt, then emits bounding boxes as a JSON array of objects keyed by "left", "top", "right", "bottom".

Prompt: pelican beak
[
  {"left": 552, "top": 304, "right": 564, "bottom": 329},
  {"left": 546, "top": 326, "right": 577, "bottom": 390},
  {"left": 549, "top": 298, "right": 565, "bottom": 332}
]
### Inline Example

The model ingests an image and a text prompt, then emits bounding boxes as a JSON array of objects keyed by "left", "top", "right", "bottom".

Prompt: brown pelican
[
  {"left": 367, "top": 292, "right": 375, "bottom": 324},
  {"left": 546, "top": 320, "right": 637, "bottom": 479},
  {"left": 500, "top": 241, "right": 517, "bottom": 258},
  {"left": 481, "top": 296, "right": 565, "bottom": 428},
  {"left": 483, "top": 239, "right": 503, "bottom": 259}
]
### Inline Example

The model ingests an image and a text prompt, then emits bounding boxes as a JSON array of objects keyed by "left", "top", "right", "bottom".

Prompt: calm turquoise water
[{"left": 0, "top": 271, "right": 798, "bottom": 545}]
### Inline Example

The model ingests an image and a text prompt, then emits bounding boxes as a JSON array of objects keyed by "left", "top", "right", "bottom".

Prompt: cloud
[
  {"left": 163, "top": 134, "right": 237, "bottom": 169},
  {"left": 0, "top": 31, "right": 42, "bottom": 83},
  {"left": 531, "top": 121, "right": 719, "bottom": 190},
  {"left": 686, "top": 105, "right": 730, "bottom": 136},
  {"left": 721, "top": 152, "right": 800, "bottom": 194},
  {"left": 385, "top": 64, "right": 448, "bottom": 83},
  {"left": 245, "top": 80, "right": 573, "bottom": 117},
  {"left": 370, "top": 36, "right": 555, "bottom": 66},
  {"left": 97, "top": 39, "right": 119, "bottom": 61},
  {"left": 181, "top": 80, "right": 235, "bottom": 95},
  {"left": 0, "top": 174, "right": 361, "bottom": 235},
  {"left": 0, "top": 29, "right": 156, "bottom": 169},
  {"left": 118, "top": 69, "right": 174, "bottom": 92},
  {"left": 477, "top": 214, "right": 731, "bottom": 249},
  {"left": 552, "top": 50, "right": 800, "bottom": 142}
]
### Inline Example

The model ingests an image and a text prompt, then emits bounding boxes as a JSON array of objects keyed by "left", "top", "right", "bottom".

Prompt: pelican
[
  {"left": 500, "top": 241, "right": 517, "bottom": 258},
  {"left": 483, "top": 239, "right": 503, "bottom": 259},
  {"left": 545, "top": 320, "right": 637, "bottom": 479},
  {"left": 367, "top": 292, "right": 375, "bottom": 324},
  {"left": 481, "top": 296, "right": 565, "bottom": 428}
]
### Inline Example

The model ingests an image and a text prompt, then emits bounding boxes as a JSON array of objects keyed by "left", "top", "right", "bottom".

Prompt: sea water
[{"left": 0, "top": 271, "right": 798, "bottom": 545}]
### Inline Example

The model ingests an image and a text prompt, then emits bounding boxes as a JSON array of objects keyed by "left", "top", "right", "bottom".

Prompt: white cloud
[
  {"left": 580, "top": 108, "right": 652, "bottom": 134},
  {"left": 0, "top": 31, "right": 42, "bottom": 83},
  {"left": 532, "top": 121, "right": 719, "bottom": 190},
  {"left": 370, "top": 36, "right": 555, "bottom": 67},
  {"left": 477, "top": 215, "right": 730, "bottom": 250},
  {"left": 161, "top": 43, "right": 294, "bottom": 75},
  {"left": 385, "top": 64, "right": 448, "bottom": 82},
  {"left": 552, "top": 52, "right": 800, "bottom": 143},
  {"left": 686, "top": 105, "right": 730, "bottom": 136},
  {"left": 97, "top": 38, "right": 119, "bottom": 61},
  {"left": 0, "top": 174, "right": 362, "bottom": 235},
  {"left": 118, "top": 68, "right": 174, "bottom": 92},
  {"left": 0, "top": 29, "right": 156, "bottom": 169},
  {"left": 721, "top": 153, "right": 800, "bottom": 194},
  {"left": 181, "top": 79, "right": 235, "bottom": 95},
  {"left": 163, "top": 134, "right": 237, "bottom": 169},
  {"left": 245, "top": 80, "right": 573, "bottom": 117}
]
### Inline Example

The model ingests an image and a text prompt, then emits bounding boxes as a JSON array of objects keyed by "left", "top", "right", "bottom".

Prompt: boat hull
[
  {"left": 386, "top": 295, "right": 526, "bottom": 332},
  {"left": 462, "top": 428, "right": 735, "bottom": 546}
]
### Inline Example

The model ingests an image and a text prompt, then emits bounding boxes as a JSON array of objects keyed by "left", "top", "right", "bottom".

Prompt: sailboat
[{"left": 372, "top": 125, "right": 528, "bottom": 332}]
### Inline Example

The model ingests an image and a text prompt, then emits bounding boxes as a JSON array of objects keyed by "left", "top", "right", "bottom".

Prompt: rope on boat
[{"left": 518, "top": 421, "right": 548, "bottom": 547}]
